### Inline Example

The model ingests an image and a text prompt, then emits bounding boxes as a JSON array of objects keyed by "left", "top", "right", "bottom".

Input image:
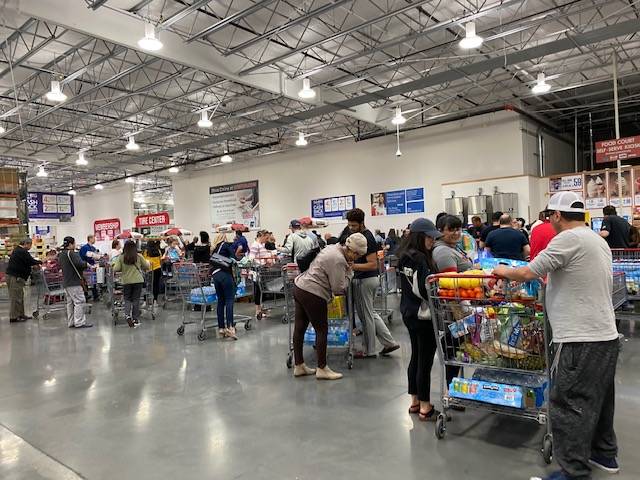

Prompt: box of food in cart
[{"left": 328, "top": 296, "right": 346, "bottom": 319}]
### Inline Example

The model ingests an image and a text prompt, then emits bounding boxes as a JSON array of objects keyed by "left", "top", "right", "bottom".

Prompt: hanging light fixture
[
  {"left": 295, "top": 132, "right": 308, "bottom": 147},
  {"left": 395, "top": 124, "right": 402, "bottom": 157},
  {"left": 298, "top": 78, "right": 316, "bottom": 99},
  {"left": 67, "top": 188, "right": 77, "bottom": 196},
  {"left": 138, "top": 22, "right": 163, "bottom": 51},
  {"left": 46, "top": 80, "right": 67, "bottom": 102},
  {"left": 220, "top": 150, "right": 233, "bottom": 163},
  {"left": 76, "top": 150, "right": 88, "bottom": 166},
  {"left": 391, "top": 106, "right": 407, "bottom": 125},
  {"left": 36, "top": 165, "right": 48, "bottom": 177},
  {"left": 94, "top": 183, "right": 104, "bottom": 190},
  {"left": 197, "top": 111, "right": 213, "bottom": 128},
  {"left": 125, "top": 176, "right": 135, "bottom": 184},
  {"left": 531, "top": 72, "right": 551, "bottom": 94},
  {"left": 459, "top": 22, "right": 483, "bottom": 49},
  {"left": 126, "top": 135, "right": 140, "bottom": 151},
  {"left": 0, "top": 124, "right": 5, "bottom": 134},
  {"left": 168, "top": 165, "right": 179, "bottom": 173}
]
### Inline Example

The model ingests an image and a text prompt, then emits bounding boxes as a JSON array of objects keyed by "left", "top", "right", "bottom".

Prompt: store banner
[
  {"left": 209, "top": 180, "right": 259, "bottom": 228},
  {"left": 548, "top": 174, "right": 583, "bottom": 193},
  {"left": 311, "top": 194, "right": 355, "bottom": 218},
  {"left": 94, "top": 218, "right": 121, "bottom": 241},
  {"left": 135, "top": 212, "right": 170, "bottom": 228},
  {"left": 27, "top": 192, "right": 74, "bottom": 219},
  {"left": 584, "top": 172, "right": 607, "bottom": 209},
  {"left": 607, "top": 169, "right": 632, "bottom": 207},
  {"left": 371, "top": 187, "right": 425, "bottom": 216},
  {"left": 595, "top": 136, "right": 640, "bottom": 164}
]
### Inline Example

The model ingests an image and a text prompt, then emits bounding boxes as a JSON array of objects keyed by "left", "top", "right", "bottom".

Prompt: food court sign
[{"left": 596, "top": 136, "right": 640, "bottom": 164}]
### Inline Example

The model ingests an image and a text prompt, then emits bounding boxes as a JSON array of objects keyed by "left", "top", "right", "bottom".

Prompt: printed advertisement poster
[
  {"left": 584, "top": 172, "right": 607, "bottom": 209},
  {"left": 596, "top": 136, "right": 640, "bottom": 163},
  {"left": 607, "top": 170, "right": 632, "bottom": 207},
  {"left": 94, "top": 218, "right": 121, "bottom": 241},
  {"left": 370, "top": 187, "right": 425, "bottom": 216},
  {"left": 209, "top": 180, "right": 259, "bottom": 228},
  {"left": 27, "top": 192, "right": 75, "bottom": 219},
  {"left": 548, "top": 174, "right": 583, "bottom": 193},
  {"left": 311, "top": 194, "right": 355, "bottom": 219}
]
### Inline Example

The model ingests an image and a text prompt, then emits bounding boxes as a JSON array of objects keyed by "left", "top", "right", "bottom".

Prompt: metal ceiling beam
[
  {"left": 160, "top": 0, "right": 214, "bottom": 29},
  {"left": 88, "top": 0, "right": 109, "bottom": 10},
  {"left": 17, "top": 0, "right": 383, "bottom": 126},
  {"left": 128, "top": 17, "right": 640, "bottom": 162},
  {"left": 185, "top": 0, "right": 277, "bottom": 43},
  {"left": 224, "top": 0, "right": 353, "bottom": 56}
]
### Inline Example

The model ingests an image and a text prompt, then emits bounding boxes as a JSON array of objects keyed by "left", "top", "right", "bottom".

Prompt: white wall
[
  {"left": 174, "top": 111, "right": 527, "bottom": 239},
  {"left": 521, "top": 118, "right": 574, "bottom": 177}
]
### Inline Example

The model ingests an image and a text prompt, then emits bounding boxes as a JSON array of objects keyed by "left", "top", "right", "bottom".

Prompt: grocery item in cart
[
  {"left": 472, "top": 368, "right": 548, "bottom": 409},
  {"left": 449, "top": 377, "right": 523, "bottom": 409},
  {"left": 190, "top": 286, "right": 216, "bottom": 304}
]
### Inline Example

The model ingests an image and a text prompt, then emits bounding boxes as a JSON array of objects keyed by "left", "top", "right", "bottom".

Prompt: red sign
[
  {"left": 93, "top": 218, "right": 121, "bottom": 241},
  {"left": 596, "top": 136, "right": 640, "bottom": 163},
  {"left": 135, "top": 212, "right": 170, "bottom": 228}
]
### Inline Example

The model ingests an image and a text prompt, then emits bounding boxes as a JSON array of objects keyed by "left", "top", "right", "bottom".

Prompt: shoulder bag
[
  {"left": 401, "top": 263, "right": 431, "bottom": 321},
  {"left": 67, "top": 250, "right": 88, "bottom": 294}
]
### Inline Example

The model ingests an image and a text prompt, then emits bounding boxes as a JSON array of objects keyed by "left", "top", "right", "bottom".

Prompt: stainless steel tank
[
  {"left": 466, "top": 195, "right": 492, "bottom": 223},
  {"left": 444, "top": 197, "right": 466, "bottom": 223},
  {"left": 492, "top": 193, "right": 518, "bottom": 217}
]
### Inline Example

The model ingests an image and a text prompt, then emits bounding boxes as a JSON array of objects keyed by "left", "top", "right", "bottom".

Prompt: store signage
[
  {"left": 371, "top": 187, "right": 425, "bottom": 216},
  {"left": 135, "top": 212, "right": 170, "bottom": 228},
  {"left": 584, "top": 172, "right": 607, "bottom": 209},
  {"left": 209, "top": 180, "right": 260, "bottom": 228},
  {"left": 607, "top": 170, "right": 632, "bottom": 207},
  {"left": 94, "top": 218, "right": 121, "bottom": 241},
  {"left": 595, "top": 136, "right": 640, "bottom": 164},
  {"left": 311, "top": 194, "right": 355, "bottom": 219},
  {"left": 27, "top": 192, "right": 74, "bottom": 219},
  {"left": 548, "top": 174, "right": 583, "bottom": 193}
]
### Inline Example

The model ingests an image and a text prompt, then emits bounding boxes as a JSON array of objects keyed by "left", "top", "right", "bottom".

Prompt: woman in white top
[
  {"left": 110, "top": 239, "right": 122, "bottom": 261},
  {"left": 249, "top": 230, "right": 276, "bottom": 320}
]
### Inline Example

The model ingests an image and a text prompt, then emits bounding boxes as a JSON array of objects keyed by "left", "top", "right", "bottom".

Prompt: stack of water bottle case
[{"left": 304, "top": 296, "right": 350, "bottom": 346}]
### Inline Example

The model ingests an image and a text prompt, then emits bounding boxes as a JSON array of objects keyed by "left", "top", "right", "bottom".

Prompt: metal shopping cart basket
[
  {"left": 39, "top": 268, "right": 68, "bottom": 319},
  {"left": 611, "top": 248, "right": 640, "bottom": 299},
  {"left": 252, "top": 256, "right": 290, "bottom": 323},
  {"left": 612, "top": 271, "right": 627, "bottom": 311},
  {"left": 162, "top": 261, "right": 180, "bottom": 309},
  {"left": 174, "top": 262, "right": 217, "bottom": 341},
  {"left": 427, "top": 272, "right": 553, "bottom": 464}
]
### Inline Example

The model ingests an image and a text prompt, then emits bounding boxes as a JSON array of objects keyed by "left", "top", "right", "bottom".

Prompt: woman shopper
[
  {"left": 250, "top": 230, "right": 275, "bottom": 320},
  {"left": 143, "top": 240, "right": 163, "bottom": 306},
  {"left": 110, "top": 239, "right": 122, "bottom": 260},
  {"left": 384, "top": 228, "right": 400, "bottom": 255},
  {"left": 113, "top": 240, "right": 150, "bottom": 328},
  {"left": 211, "top": 233, "right": 238, "bottom": 339},
  {"left": 59, "top": 236, "right": 92, "bottom": 328},
  {"left": 397, "top": 219, "right": 443, "bottom": 421},
  {"left": 193, "top": 231, "right": 212, "bottom": 264},
  {"left": 293, "top": 233, "right": 368, "bottom": 380}
]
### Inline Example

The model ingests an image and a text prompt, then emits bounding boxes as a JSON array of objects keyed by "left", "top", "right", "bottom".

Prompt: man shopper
[
  {"left": 494, "top": 192, "right": 620, "bottom": 480},
  {"left": 600, "top": 205, "right": 630, "bottom": 249},
  {"left": 6, "top": 238, "right": 41, "bottom": 323},
  {"left": 479, "top": 211, "right": 503, "bottom": 249},
  {"left": 466, "top": 216, "right": 484, "bottom": 240},
  {"left": 346, "top": 208, "right": 400, "bottom": 358},
  {"left": 281, "top": 220, "right": 317, "bottom": 262},
  {"left": 484, "top": 214, "right": 530, "bottom": 260},
  {"left": 79, "top": 234, "right": 100, "bottom": 300},
  {"left": 529, "top": 209, "right": 557, "bottom": 260},
  {"left": 232, "top": 230, "right": 249, "bottom": 259}
]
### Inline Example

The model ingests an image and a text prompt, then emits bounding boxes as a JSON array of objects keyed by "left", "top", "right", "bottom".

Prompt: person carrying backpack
[
  {"left": 280, "top": 220, "right": 316, "bottom": 262},
  {"left": 292, "top": 233, "right": 367, "bottom": 380}
]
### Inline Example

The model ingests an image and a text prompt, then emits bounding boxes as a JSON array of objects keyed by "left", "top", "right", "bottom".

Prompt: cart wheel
[
  {"left": 286, "top": 354, "right": 293, "bottom": 369},
  {"left": 197, "top": 330, "right": 207, "bottom": 341},
  {"left": 244, "top": 320, "right": 252, "bottom": 331},
  {"left": 32, "top": 311, "right": 39, "bottom": 319},
  {"left": 347, "top": 353, "right": 354, "bottom": 370},
  {"left": 256, "top": 312, "right": 263, "bottom": 321},
  {"left": 151, "top": 313, "right": 156, "bottom": 321},
  {"left": 542, "top": 434, "right": 553, "bottom": 464},
  {"left": 281, "top": 317, "right": 288, "bottom": 324},
  {"left": 435, "top": 414, "right": 446, "bottom": 439},
  {"left": 176, "top": 325, "right": 185, "bottom": 336}
]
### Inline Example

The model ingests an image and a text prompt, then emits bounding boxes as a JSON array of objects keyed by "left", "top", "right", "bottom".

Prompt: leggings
[
  {"left": 212, "top": 270, "right": 235, "bottom": 329},
  {"left": 293, "top": 286, "right": 328, "bottom": 369},
  {"left": 404, "top": 318, "right": 437, "bottom": 402},
  {"left": 151, "top": 268, "right": 161, "bottom": 301},
  {"left": 254, "top": 282, "right": 261, "bottom": 306}
]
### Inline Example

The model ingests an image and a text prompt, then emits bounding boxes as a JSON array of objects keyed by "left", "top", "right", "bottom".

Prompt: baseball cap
[
  {"left": 409, "top": 218, "right": 443, "bottom": 239},
  {"left": 345, "top": 233, "right": 368, "bottom": 256},
  {"left": 290, "top": 219, "right": 301, "bottom": 228},
  {"left": 547, "top": 191, "right": 586, "bottom": 213}
]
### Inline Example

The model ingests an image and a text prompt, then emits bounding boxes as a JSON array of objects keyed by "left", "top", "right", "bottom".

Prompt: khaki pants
[
  {"left": 65, "top": 286, "right": 87, "bottom": 327},
  {"left": 353, "top": 276, "right": 395, "bottom": 354},
  {"left": 7, "top": 274, "right": 26, "bottom": 319}
]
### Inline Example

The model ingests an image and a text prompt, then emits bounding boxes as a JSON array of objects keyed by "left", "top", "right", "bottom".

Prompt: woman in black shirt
[
  {"left": 397, "top": 218, "right": 442, "bottom": 421},
  {"left": 193, "top": 231, "right": 211, "bottom": 264}
]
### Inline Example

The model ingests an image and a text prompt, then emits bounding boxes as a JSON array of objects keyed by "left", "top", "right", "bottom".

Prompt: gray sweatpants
[
  {"left": 353, "top": 276, "right": 395, "bottom": 355},
  {"left": 551, "top": 339, "right": 619, "bottom": 479},
  {"left": 65, "top": 286, "right": 87, "bottom": 327}
]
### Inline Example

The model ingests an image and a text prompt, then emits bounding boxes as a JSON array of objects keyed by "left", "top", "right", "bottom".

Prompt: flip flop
[
  {"left": 408, "top": 404, "right": 420, "bottom": 414},
  {"left": 418, "top": 408, "right": 440, "bottom": 422}
]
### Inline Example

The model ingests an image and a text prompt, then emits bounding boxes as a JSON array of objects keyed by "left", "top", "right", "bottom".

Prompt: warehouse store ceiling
[{"left": 0, "top": 0, "right": 639, "bottom": 192}]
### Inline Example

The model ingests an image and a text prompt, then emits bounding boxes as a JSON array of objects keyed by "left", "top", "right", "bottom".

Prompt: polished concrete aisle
[{"left": 1, "top": 299, "right": 639, "bottom": 480}]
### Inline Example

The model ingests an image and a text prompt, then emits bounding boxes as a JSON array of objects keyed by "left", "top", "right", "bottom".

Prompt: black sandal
[
  {"left": 418, "top": 408, "right": 439, "bottom": 422},
  {"left": 408, "top": 404, "right": 420, "bottom": 414}
]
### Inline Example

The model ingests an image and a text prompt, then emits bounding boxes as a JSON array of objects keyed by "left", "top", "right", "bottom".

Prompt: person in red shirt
[{"left": 529, "top": 209, "right": 557, "bottom": 260}]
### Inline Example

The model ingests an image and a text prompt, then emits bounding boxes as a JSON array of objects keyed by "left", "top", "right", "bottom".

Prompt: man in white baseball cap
[{"left": 494, "top": 191, "right": 620, "bottom": 480}]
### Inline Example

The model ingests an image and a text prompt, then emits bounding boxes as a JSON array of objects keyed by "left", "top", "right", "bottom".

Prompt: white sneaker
[
  {"left": 316, "top": 366, "right": 343, "bottom": 380},
  {"left": 293, "top": 363, "right": 316, "bottom": 377}
]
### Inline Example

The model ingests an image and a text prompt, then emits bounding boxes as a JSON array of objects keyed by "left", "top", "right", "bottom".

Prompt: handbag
[
  {"left": 67, "top": 250, "right": 88, "bottom": 294},
  {"left": 401, "top": 265, "right": 431, "bottom": 321},
  {"left": 210, "top": 242, "right": 235, "bottom": 270}
]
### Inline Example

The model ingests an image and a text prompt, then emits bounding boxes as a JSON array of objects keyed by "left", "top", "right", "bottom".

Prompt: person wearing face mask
[
  {"left": 397, "top": 218, "right": 443, "bottom": 421},
  {"left": 292, "top": 233, "right": 368, "bottom": 380}
]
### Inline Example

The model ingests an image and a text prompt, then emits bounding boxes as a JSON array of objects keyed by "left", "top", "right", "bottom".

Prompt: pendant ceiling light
[
  {"left": 67, "top": 188, "right": 77, "bottom": 196},
  {"left": 36, "top": 165, "right": 48, "bottom": 177},
  {"left": 94, "top": 183, "right": 104, "bottom": 190},
  {"left": 76, "top": 150, "right": 88, "bottom": 166},
  {"left": 220, "top": 150, "right": 233, "bottom": 163},
  {"left": 197, "top": 111, "right": 213, "bottom": 128},
  {"left": 138, "top": 22, "right": 163, "bottom": 51},
  {"left": 459, "top": 22, "right": 483, "bottom": 49},
  {"left": 295, "top": 132, "right": 308, "bottom": 147},
  {"left": 0, "top": 124, "right": 5, "bottom": 134},
  {"left": 391, "top": 106, "right": 407, "bottom": 125},
  {"left": 531, "top": 72, "right": 551, "bottom": 94},
  {"left": 46, "top": 80, "right": 67, "bottom": 102},
  {"left": 125, "top": 176, "right": 135, "bottom": 184},
  {"left": 298, "top": 78, "right": 316, "bottom": 99},
  {"left": 126, "top": 135, "right": 140, "bottom": 151},
  {"left": 168, "top": 165, "right": 179, "bottom": 173}
]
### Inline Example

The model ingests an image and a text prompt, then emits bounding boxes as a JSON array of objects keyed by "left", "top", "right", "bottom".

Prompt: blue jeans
[{"left": 212, "top": 270, "right": 235, "bottom": 329}]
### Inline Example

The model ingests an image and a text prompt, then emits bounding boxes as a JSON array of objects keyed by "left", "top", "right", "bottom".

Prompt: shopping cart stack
[
  {"left": 428, "top": 272, "right": 553, "bottom": 464},
  {"left": 611, "top": 248, "right": 640, "bottom": 300},
  {"left": 254, "top": 258, "right": 289, "bottom": 323}
]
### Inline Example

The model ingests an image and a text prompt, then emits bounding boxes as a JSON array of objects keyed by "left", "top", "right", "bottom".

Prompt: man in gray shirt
[{"left": 494, "top": 191, "right": 620, "bottom": 480}]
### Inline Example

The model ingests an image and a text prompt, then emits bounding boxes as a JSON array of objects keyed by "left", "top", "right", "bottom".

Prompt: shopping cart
[
  {"left": 427, "top": 273, "right": 553, "bottom": 464},
  {"left": 612, "top": 271, "right": 628, "bottom": 311},
  {"left": 174, "top": 262, "right": 216, "bottom": 341},
  {"left": 374, "top": 253, "right": 393, "bottom": 324},
  {"left": 611, "top": 248, "right": 640, "bottom": 299},
  {"left": 162, "top": 262, "right": 180, "bottom": 309},
  {"left": 38, "top": 268, "right": 67, "bottom": 319},
  {"left": 252, "top": 256, "right": 290, "bottom": 323},
  {"left": 106, "top": 265, "right": 155, "bottom": 325}
]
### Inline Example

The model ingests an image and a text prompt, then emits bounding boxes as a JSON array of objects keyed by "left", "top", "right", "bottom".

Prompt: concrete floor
[{"left": 1, "top": 293, "right": 639, "bottom": 480}]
